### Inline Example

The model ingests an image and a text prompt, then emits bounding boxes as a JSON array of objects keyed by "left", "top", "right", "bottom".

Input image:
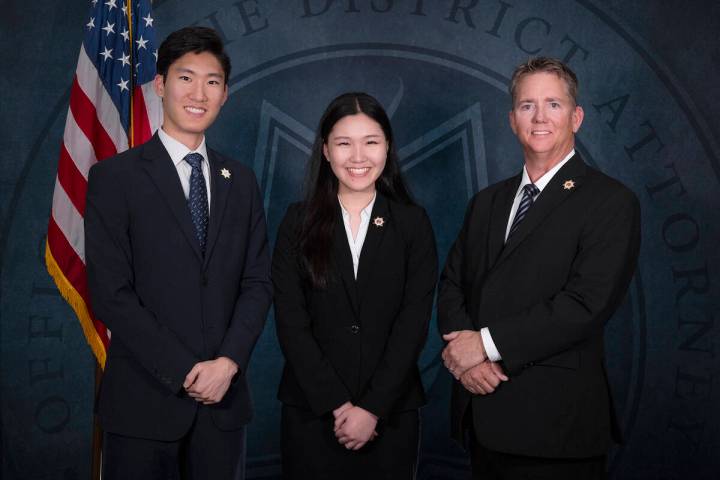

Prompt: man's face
[
  {"left": 509, "top": 72, "right": 584, "bottom": 163},
  {"left": 153, "top": 51, "right": 228, "bottom": 149}
]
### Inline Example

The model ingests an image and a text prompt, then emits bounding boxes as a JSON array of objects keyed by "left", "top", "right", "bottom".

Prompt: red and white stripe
[{"left": 47, "top": 44, "right": 161, "bottom": 368}]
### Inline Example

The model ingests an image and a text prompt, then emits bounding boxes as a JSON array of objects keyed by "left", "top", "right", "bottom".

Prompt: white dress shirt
[
  {"left": 339, "top": 193, "right": 377, "bottom": 279},
  {"left": 157, "top": 127, "right": 212, "bottom": 208},
  {"left": 482, "top": 149, "right": 576, "bottom": 362}
]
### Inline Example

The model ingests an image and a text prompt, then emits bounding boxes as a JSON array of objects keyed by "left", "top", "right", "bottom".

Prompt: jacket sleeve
[
  {"left": 216, "top": 173, "right": 273, "bottom": 374},
  {"left": 437, "top": 196, "right": 479, "bottom": 334},
  {"left": 356, "top": 208, "right": 438, "bottom": 418},
  {"left": 272, "top": 206, "right": 351, "bottom": 416},
  {"left": 487, "top": 186, "right": 641, "bottom": 374},
  {"left": 85, "top": 161, "right": 199, "bottom": 394}
]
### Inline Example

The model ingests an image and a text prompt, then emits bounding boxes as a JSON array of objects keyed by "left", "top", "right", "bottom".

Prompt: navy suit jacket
[
  {"left": 438, "top": 154, "right": 641, "bottom": 458},
  {"left": 85, "top": 133, "right": 272, "bottom": 440}
]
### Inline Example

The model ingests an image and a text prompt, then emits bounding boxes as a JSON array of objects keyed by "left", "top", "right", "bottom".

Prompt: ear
[
  {"left": 220, "top": 83, "right": 228, "bottom": 107},
  {"left": 572, "top": 105, "right": 584, "bottom": 133},
  {"left": 153, "top": 74, "right": 165, "bottom": 98},
  {"left": 509, "top": 110, "right": 518, "bottom": 135},
  {"left": 323, "top": 143, "right": 330, "bottom": 161}
]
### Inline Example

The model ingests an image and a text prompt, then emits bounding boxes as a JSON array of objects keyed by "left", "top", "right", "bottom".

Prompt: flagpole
[
  {"left": 92, "top": 1, "right": 138, "bottom": 475},
  {"left": 128, "top": 0, "right": 135, "bottom": 147},
  {"left": 91, "top": 364, "right": 103, "bottom": 480}
]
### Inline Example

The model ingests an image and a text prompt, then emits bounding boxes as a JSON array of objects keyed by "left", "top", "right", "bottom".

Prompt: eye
[
  {"left": 179, "top": 75, "right": 191, "bottom": 82},
  {"left": 336, "top": 141, "right": 350, "bottom": 146},
  {"left": 367, "top": 140, "right": 379, "bottom": 145},
  {"left": 208, "top": 79, "right": 221, "bottom": 85},
  {"left": 550, "top": 102, "right": 560, "bottom": 108}
]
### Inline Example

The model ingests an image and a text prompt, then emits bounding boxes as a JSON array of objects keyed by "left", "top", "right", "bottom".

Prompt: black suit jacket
[
  {"left": 85, "top": 134, "right": 272, "bottom": 440},
  {"left": 438, "top": 154, "right": 641, "bottom": 458},
  {"left": 272, "top": 195, "right": 438, "bottom": 419}
]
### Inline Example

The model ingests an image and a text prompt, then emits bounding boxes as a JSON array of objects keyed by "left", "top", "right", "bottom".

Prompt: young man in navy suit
[
  {"left": 439, "top": 57, "right": 641, "bottom": 479},
  {"left": 85, "top": 27, "right": 272, "bottom": 479}
]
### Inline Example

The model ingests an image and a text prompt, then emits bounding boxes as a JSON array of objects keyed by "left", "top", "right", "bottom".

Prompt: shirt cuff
[{"left": 481, "top": 327, "right": 502, "bottom": 362}]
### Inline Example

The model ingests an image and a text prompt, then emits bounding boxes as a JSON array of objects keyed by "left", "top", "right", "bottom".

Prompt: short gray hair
[{"left": 509, "top": 57, "right": 579, "bottom": 106}]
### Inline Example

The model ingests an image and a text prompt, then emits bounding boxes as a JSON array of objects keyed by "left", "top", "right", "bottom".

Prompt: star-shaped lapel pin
[
  {"left": 372, "top": 216, "right": 385, "bottom": 227},
  {"left": 563, "top": 179, "right": 575, "bottom": 190},
  {"left": 220, "top": 168, "right": 231, "bottom": 179}
]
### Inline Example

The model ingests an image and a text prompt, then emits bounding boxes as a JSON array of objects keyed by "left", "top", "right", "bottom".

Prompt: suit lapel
[
  {"left": 356, "top": 194, "right": 389, "bottom": 309},
  {"left": 497, "top": 154, "right": 587, "bottom": 266},
  {"left": 203, "top": 150, "right": 232, "bottom": 267},
  {"left": 487, "top": 175, "right": 521, "bottom": 269},
  {"left": 333, "top": 206, "right": 360, "bottom": 317},
  {"left": 140, "top": 134, "right": 203, "bottom": 262}
]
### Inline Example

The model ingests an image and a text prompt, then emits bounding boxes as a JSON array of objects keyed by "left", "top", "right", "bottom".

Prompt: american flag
[{"left": 46, "top": 0, "right": 162, "bottom": 368}]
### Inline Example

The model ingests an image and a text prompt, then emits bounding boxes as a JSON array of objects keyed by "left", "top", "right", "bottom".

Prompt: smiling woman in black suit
[{"left": 272, "top": 92, "right": 438, "bottom": 479}]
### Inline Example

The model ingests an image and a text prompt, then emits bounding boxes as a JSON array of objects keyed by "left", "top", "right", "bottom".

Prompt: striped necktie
[{"left": 507, "top": 183, "right": 540, "bottom": 240}]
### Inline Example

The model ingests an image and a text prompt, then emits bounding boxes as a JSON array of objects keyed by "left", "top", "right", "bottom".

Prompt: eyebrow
[
  {"left": 174, "top": 67, "right": 224, "bottom": 79},
  {"left": 515, "top": 97, "right": 565, "bottom": 107},
  {"left": 517, "top": 97, "right": 564, "bottom": 103},
  {"left": 331, "top": 134, "right": 383, "bottom": 140}
]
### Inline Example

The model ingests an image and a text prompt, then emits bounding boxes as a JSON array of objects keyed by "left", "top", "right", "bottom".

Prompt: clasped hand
[
  {"left": 183, "top": 356, "right": 238, "bottom": 404},
  {"left": 332, "top": 402, "right": 378, "bottom": 451},
  {"left": 442, "top": 330, "right": 508, "bottom": 395},
  {"left": 458, "top": 361, "right": 508, "bottom": 395}
]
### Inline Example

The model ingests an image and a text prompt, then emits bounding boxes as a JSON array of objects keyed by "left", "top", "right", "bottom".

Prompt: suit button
[
  {"left": 350, "top": 325, "right": 360, "bottom": 334},
  {"left": 200, "top": 275, "right": 208, "bottom": 286}
]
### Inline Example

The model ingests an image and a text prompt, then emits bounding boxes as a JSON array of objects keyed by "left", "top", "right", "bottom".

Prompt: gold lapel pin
[
  {"left": 372, "top": 216, "right": 385, "bottom": 227},
  {"left": 220, "top": 168, "right": 231, "bottom": 179},
  {"left": 563, "top": 179, "right": 575, "bottom": 190}
]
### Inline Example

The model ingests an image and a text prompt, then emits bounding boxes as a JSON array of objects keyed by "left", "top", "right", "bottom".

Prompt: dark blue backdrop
[{"left": 2, "top": 1, "right": 719, "bottom": 478}]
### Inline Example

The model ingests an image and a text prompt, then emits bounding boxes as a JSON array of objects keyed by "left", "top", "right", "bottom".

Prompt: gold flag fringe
[{"left": 45, "top": 239, "right": 106, "bottom": 369}]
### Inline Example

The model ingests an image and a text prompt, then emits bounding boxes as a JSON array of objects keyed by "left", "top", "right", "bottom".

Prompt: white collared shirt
[
  {"left": 482, "top": 149, "right": 576, "bottom": 362},
  {"left": 339, "top": 193, "right": 377, "bottom": 279},
  {"left": 157, "top": 127, "right": 212, "bottom": 208},
  {"left": 503, "top": 149, "right": 575, "bottom": 241}
]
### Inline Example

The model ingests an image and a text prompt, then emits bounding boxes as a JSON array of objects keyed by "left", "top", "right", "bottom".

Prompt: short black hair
[{"left": 156, "top": 27, "right": 231, "bottom": 84}]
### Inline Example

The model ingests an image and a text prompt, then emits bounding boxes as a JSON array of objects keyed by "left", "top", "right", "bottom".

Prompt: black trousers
[
  {"left": 470, "top": 441, "right": 606, "bottom": 480},
  {"left": 281, "top": 404, "right": 419, "bottom": 480},
  {"left": 102, "top": 407, "right": 246, "bottom": 480},
  {"left": 465, "top": 407, "right": 606, "bottom": 480}
]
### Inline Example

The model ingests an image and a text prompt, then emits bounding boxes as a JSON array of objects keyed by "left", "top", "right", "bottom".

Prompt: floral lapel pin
[
  {"left": 372, "top": 216, "right": 385, "bottom": 227},
  {"left": 220, "top": 168, "right": 231, "bottom": 179},
  {"left": 562, "top": 179, "right": 575, "bottom": 190}
]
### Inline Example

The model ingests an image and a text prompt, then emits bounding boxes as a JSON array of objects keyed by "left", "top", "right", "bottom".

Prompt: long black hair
[{"left": 298, "top": 92, "right": 413, "bottom": 289}]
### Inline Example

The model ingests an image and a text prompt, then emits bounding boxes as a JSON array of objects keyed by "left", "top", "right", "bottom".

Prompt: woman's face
[{"left": 323, "top": 113, "right": 388, "bottom": 196}]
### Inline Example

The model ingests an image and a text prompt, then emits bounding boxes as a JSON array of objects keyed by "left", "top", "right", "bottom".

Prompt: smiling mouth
[
  {"left": 184, "top": 106, "right": 206, "bottom": 115},
  {"left": 531, "top": 130, "right": 551, "bottom": 136},
  {"left": 347, "top": 167, "right": 371, "bottom": 177}
]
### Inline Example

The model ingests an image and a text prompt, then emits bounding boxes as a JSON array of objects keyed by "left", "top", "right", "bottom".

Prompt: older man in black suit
[
  {"left": 439, "top": 57, "right": 641, "bottom": 479},
  {"left": 85, "top": 27, "right": 271, "bottom": 479}
]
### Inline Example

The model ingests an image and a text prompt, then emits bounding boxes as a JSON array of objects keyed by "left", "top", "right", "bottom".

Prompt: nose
[
  {"left": 350, "top": 143, "right": 365, "bottom": 163},
  {"left": 189, "top": 81, "right": 207, "bottom": 102},
  {"left": 533, "top": 105, "right": 547, "bottom": 123}
]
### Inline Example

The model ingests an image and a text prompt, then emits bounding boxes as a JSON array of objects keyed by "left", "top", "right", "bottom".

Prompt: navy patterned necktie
[
  {"left": 184, "top": 153, "right": 209, "bottom": 254},
  {"left": 507, "top": 183, "right": 540, "bottom": 240}
]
